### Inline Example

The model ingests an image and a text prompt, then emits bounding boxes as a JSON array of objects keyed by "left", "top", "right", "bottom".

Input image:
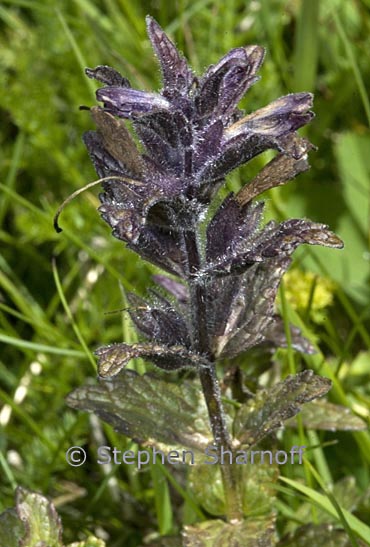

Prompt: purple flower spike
[{"left": 80, "top": 17, "right": 343, "bottom": 374}]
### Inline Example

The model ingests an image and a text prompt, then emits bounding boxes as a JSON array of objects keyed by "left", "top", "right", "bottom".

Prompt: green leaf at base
[
  {"left": 16, "top": 488, "right": 62, "bottom": 547},
  {"left": 0, "top": 508, "right": 24, "bottom": 547},
  {"left": 0, "top": 487, "right": 105, "bottom": 547},
  {"left": 182, "top": 516, "right": 276, "bottom": 547}
]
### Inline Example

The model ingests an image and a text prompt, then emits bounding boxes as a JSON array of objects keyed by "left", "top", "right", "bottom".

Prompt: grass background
[{"left": 0, "top": 0, "right": 369, "bottom": 545}]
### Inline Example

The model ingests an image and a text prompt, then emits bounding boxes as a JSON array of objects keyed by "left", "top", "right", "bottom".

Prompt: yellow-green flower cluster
[{"left": 283, "top": 269, "right": 336, "bottom": 323}]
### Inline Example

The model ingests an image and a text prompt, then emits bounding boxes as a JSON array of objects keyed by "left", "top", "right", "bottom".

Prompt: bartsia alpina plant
[
  {"left": 64, "top": 16, "right": 347, "bottom": 543},
  {"left": 78, "top": 18, "right": 343, "bottom": 369}
]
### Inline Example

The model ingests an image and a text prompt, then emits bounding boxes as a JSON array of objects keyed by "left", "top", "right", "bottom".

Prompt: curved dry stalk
[{"left": 53, "top": 175, "right": 145, "bottom": 233}]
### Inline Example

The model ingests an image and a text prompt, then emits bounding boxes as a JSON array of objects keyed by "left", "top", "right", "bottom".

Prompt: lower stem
[
  {"left": 184, "top": 230, "right": 243, "bottom": 522},
  {"left": 199, "top": 365, "right": 243, "bottom": 522}
]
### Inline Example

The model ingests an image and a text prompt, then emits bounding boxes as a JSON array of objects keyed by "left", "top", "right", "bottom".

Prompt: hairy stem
[
  {"left": 184, "top": 230, "right": 243, "bottom": 522},
  {"left": 199, "top": 364, "right": 243, "bottom": 522}
]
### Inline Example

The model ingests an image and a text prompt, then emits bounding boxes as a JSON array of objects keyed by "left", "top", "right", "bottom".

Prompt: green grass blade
[
  {"left": 55, "top": 8, "right": 96, "bottom": 97},
  {"left": 150, "top": 457, "right": 173, "bottom": 536},
  {"left": 0, "top": 450, "right": 17, "bottom": 491},
  {"left": 52, "top": 258, "right": 96, "bottom": 371},
  {"left": 0, "top": 132, "right": 25, "bottom": 226},
  {"left": 293, "top": 0, "right": 320, "bottom": 91},
  {"left": 281, "top": 475, "right": 370, "bottom": 545},
  {"left": 0, "top": 333, "right": 85, "bottom": 357},
  {"left": 332, "top": 10, "right": 370, "bottom": 127}
]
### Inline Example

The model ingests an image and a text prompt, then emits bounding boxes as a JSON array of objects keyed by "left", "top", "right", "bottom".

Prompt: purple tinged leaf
[
  {"left": 85, "top": 65, "right": 131, "bottom": 87},
  {"left": 135, "top": 110, "right": 185, "bottom": 148},
  {"left": 217, "top": 258, "right": 291, "bottom": 358},
  {"left": 146, "top": 16, "right": 194, "bottom": 97},
  {"left": 128, "top": 226, "right": 188, "bottom": 278},
  {"left": 207, "top": 210, "right": 233, "bottom": 260},
  {"left": 233, "top": 370, "right": 332, "bottom": 447},
  {"left": 134, "top": 110, "right": 192, "bottom": 177},
  {"left": 96, "top": 342, "right": 210, "bottom": 377},
  {"left": 205, "top": 217, "right": 343, "bottom": 277},
  {"left": 83, "top": 130, "right": 125, "bottom": 179},
  {"left": 98, "top": 170, "right": 186, "bottom": 247},
  {"left": 206, "top": 275, "right": 247, "bottom": 355},
  {"left": 0, "top": 508, "right": 24, "bottom": 547},
  {"left": 102, "top": 202, "right": 189, "bottom": 277},
  {"left": 256, "top": 219, "right": 344, "bottom": 258},
  {"left": 193, "top": 120, "right": 223, "bottom": 172},
  {"left": 127, "top": 292, "right": 190, "bottom": 346},
  {"left": 98, "top": 188, "right": 145, "bottom": 245},
  {"left": 206, "top": 196, "right": 264, "bottom": 261},
  {"left": 96, "top": 87, "right": 170, "bottom": 118},
  {"left": 206, "top": 257, "right": 292, "bottom": 359},
  {"left": 134, "top": 120, "right": 185, "bottom": 175}
]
